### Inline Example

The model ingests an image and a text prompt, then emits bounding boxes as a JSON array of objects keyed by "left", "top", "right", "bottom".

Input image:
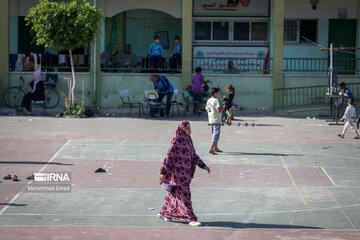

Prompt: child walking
[
  {"left": 338, "top": 98, "right": 360, "bottom": 139},
  {"left": 206, "top": 88, "right": 224, "bottom": 154},
  {"left": 222, "top": 84, "right": 235, "bottom": 125}
]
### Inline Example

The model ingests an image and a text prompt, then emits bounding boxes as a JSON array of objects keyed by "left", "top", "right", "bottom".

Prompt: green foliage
[
  {"left": 25, "top": 0, "right": 103, "bottom": 51},
  {"left": 64, "top": 101, "right": 84, "bottom": 116}
]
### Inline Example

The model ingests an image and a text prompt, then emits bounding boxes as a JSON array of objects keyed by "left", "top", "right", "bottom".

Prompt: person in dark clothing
[
  {"left": 169, "top": 36, "right": 182, "bottom": 72},
  {"left": 16, "top": 72, "right": 45, "bottom": 115},
  {"left": 222, "top": 84, "right": 235, "bottom": 125},
  {"left": 149, "top": 74, "right": 174, "bottom": 118}
]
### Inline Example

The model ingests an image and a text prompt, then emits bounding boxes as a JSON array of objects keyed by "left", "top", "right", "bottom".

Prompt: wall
[
  {"left": 101, "top": 0, "right": 181, "bottom": 18},
  {"left": 9, "top": 16, "right": 18, "bottom": 54},
  {"left": 125, "top": 9, "right": 182, "bottom": 57},
  {"left": 9, "top": 72, "right": 92, "bottom": 109},
  {"left": 99, "top": 74, "right": 182, "bottom": 108},
  {"left": 283, "top": 0, "right": 360, "bottom": 19},
  {"left": 206, "top": 75, "right": 274, "bottom": 110},
  {"left": 7, "top": 73, "right": 273, "bottom": 110},
  {"left": 284, "top": 75, "right": 360, "bottom": 88}
]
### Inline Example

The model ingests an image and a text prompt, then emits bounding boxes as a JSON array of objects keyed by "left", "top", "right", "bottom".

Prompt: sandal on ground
[
  {"left": 189, "top": 221, "right": 202, "bottom": 227},
  {"left": 209, "top": 151, "right": 217, "bottom": 155},
  {"left": 338, "top": 134, "right": 344, "bottom": 138},
  {"left": 12, "top": 175, "right": 20, "bottom": 181},
  {"left": 354, "top": 136, "right": 360, "bottom": 139},
  {"left": 25, "top": 112, "right": 32, "bottom": 116},
  {"left": 157, "top": 213, "right": 172, "bottom": 222},
  {"left": 3, "top": 174, "right": 12, "bottom": 180},
  {"left": 215, "top": 149, "right": 223, "bottom": 153},
  {"left": 16, "top": 107, "right": 23, "bottom": 112}
]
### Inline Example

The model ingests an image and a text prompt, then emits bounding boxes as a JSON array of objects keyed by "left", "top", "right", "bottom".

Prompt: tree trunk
[{"left": 69, "top": 49, "right": 76, "bottom": 106}]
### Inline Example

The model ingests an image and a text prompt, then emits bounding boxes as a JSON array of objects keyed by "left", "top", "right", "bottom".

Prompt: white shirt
[
  {"left": 343, "top": 105, "right": 356, "bottom": 120},
  {"left": 206, "top": 97, "right": 221, "bottom": 124}
]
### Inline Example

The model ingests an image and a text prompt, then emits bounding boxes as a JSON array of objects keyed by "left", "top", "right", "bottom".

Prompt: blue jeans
[{"left": 150, "top": 55, "right": 162, "bottom": 68}]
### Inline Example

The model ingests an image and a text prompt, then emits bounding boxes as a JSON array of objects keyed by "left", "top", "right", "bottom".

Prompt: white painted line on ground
[
  {"left": 0, "top": 139, "right": 71, "bottom": 216},
  {"left": 38, "top": 139, "right": 72, "bottom": 173},
  {"left": 2, "top": 203, "right": 360, "bottom": 217},
  {"left": 321, "top": 167, "right": 337, "bottom": 186}
]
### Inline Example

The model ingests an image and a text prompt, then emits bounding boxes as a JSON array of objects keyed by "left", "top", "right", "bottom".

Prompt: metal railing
[
  {"left": 100, "top": 56, "right": 182, "bottom": 73},
  {"left": 283, "top": 58, "right": 360, "bottom": 74},
  {"left": 9, "top": 55, "right": 360, "bottom": 75},
  {"left": 273, "top": 82, "right": 360, "bottom": 110}
]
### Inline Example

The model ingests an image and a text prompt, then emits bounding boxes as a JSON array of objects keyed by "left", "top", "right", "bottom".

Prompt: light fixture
[{"left": 310, "top": 0, "right": 319, "bottom": 10}]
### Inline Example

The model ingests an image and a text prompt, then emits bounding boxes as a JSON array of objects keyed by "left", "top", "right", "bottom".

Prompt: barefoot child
[
  {"left": 206, "top": 88, "right": 224, "bottom": 154},
  {"left": 222, "top": 84, "right": 235, "bottom": 125},
  {"left": 338, "top": 98, "right": 360, "bottom": 139}
]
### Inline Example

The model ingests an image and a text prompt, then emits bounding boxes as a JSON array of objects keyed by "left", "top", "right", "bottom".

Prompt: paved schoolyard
[{"left": 0, "top": 112, "right": 360, "bottom": 240}]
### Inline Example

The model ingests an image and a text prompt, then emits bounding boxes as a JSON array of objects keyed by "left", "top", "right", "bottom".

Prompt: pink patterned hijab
[{"left": 170, "top": 121, "right": 193, "bottom": 149}]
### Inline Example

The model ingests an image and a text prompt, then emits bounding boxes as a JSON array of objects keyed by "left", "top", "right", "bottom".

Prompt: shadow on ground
[
  {"left": 219, "top": 152, "right": 303, "bottom": 156},
  {"left": 0, "top": 161, "right": 73, "bottom": 166},
  {"left": 202, "top": 221, "right": 323, "bottom": 229}
]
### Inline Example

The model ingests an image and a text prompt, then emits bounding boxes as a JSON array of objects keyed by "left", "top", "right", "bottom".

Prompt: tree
[{"left": 25, "top": 0, "right": 103, "bottom": 106}]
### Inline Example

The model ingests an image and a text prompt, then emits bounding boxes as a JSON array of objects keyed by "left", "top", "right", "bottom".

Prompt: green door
[{"left": 329, "top": 19, "right": 357, "bottom": 75}]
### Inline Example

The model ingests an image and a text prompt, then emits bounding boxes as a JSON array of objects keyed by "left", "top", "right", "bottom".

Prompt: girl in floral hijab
[{"left": 158, "top": 121, "right": 211, "bottom": 227}]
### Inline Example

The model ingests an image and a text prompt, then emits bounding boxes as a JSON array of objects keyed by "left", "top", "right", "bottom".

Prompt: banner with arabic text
[{"left": 193, "top": 0, "right": 269, "bottom": 17}]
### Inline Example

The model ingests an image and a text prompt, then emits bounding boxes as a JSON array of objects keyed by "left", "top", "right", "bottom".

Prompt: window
[
  {"left": 194, "top": 19, "right": 269, "bottom": 43},
  {"left": 234, "top": 22, "right": 250, "bottom": 41},
  {"left": 300, "top": 20, "right": 317, "bottom": 43},
  {"left": 284, "top": 19, "right": 317, "bottom": 43},
  {"left": 284, "top": 20, "right": 297, "bottom": 42},
  {"left": 251, "top": 22, "right": 268, "bottom": 41},
  {"left": 213, "top": 22, "right": 229, "bottom": 40},
  {"left": 195, "top": 22, "right": 211, "bottom": 40}
]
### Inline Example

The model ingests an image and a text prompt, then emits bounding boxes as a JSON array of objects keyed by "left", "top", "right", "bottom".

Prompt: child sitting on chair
[
  {"left": 338, "top": 98, "right": 360, "bottom": 139},
  {"left": 184, "top": 85, "right": 194, "bottom": 103}
]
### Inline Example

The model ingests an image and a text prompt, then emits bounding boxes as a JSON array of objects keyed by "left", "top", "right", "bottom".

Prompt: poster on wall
[
  {"left": 193, "top": 0, "right": 269, "bottom": 17},
  {"left": 155, "top": 31, "right": 169, "bottom": 49},
  {"left": 193, "top": 46, "right": 270, "bottom": 74}
]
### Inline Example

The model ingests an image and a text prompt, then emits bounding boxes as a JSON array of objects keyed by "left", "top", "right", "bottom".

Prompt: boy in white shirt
[
  {"left": 338, "top": 98, "right": 360, "bottom": 139},
  {"left": 206, "top": 88, "right": 224, "bottom": 154}
]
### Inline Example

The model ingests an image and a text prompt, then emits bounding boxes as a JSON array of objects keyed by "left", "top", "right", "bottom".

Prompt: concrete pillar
[
  {"left": 91, "top": 0, "right": 101, "bottom": 108},
  {"left": 181, "top": 0, "right": 193, "bottom": 90},
  {"left": 0, "top": 0, "right": 9, "bottom": 106},
  {"left": 273, "top": 0, "right": 284, "bottom": 90}
]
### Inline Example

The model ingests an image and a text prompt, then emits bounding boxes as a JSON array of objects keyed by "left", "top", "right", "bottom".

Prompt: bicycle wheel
[
  {"left": 44, "top": 87, "right": 60, "bottom": 109},
  {"left": 4, "top": 87, "right": 25, "bottom": 108}
]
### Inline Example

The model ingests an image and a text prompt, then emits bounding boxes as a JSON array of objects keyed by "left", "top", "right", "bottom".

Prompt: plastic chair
[{"left": 118, "top": 89, "right": 142, "bottom": 118}]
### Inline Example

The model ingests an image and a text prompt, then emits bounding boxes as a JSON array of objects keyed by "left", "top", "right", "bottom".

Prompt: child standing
[
  {"left": 222, "top": 84, "right": 235, "bottom": 125},
  {"left": 148, "top": 35, "right": 164, "bottom": 69},
  {"left": 338, "top": 98, "right": 360, "bottom": 139},
  {"left": 193, "top": 67, "right": 211, "bottom": 113},
  {"left": 206, "top": 88, "right": 224, "bottom": 154}
]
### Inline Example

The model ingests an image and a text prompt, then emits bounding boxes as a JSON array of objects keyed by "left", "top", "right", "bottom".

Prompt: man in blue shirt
[
  {"left": 169, "top": 36, "right": 182, "bottom": 72},
  {"left": 336, "top": 82, "right": 354, "bottom": 107},
  {"left": 340, "top": 82, "right": 354, "bottom": 99},
  {"left": 149, "top": 74, "right": 174, "bottom": 118},
  {"left": 148, "top": 35, "right": 164, "bottom": 69}
]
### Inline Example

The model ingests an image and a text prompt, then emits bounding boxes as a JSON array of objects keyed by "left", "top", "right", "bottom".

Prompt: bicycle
[{"left": 4, "top": 76, "right": 60, "bottom": 109}]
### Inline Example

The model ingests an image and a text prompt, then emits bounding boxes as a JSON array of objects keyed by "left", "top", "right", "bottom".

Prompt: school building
[{"left": 1, "top": 0, "right": 360, "bottom": 111}]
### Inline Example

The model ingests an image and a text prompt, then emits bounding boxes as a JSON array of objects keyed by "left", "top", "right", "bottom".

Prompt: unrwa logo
[
  {"left": 256, "top": 51, "right": 265, "bottom": 58},
  {"left": 195, "top": 51, "right": 204, "bottom": 57}
]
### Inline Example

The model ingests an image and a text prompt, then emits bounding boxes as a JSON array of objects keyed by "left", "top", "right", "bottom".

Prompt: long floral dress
[{"left": 159, "top": 121, "right": 207, "bottom": 222}]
